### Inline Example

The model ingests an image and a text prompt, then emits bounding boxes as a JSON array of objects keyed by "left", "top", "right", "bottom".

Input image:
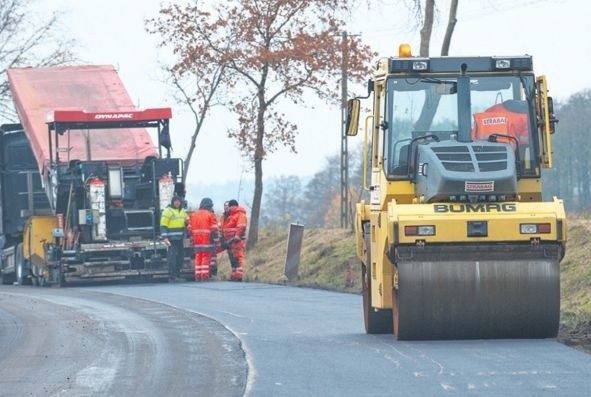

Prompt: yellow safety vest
[{"left": 160, "top": 206, "right": 188, "bottom": 240}]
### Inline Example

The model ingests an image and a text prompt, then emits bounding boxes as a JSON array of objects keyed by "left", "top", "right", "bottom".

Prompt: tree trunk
[
  {"left": 414, "top": 0, "right": 437, "bottom": 128},
  {"left": 247, "top": 91, "right": 266, "bottom": 248},
  {"left": 183, "top": 124, "right": 200, "bottom": 185},
  {"left": 415, "top": 0, "right": 459, "bottom": 130},
  {"left": 441, "top": 0, "right": 459, "bottom": 56},
  {"left": 419, "top": 0, "right": 435, "bottom": 57},
  {"left": 248, "top": 151, "right": 263, "bottom": 248}
]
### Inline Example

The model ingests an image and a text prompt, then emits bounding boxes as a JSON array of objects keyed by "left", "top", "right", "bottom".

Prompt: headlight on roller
[
  {"left": 495, "top": 59, "right": 511, "bottom": 69},
  {"left": 405, "top": 225, "right": 436, "bottom": 236},
  {"left": 520, "top": 223, "right": 551, "bottom": 234}
]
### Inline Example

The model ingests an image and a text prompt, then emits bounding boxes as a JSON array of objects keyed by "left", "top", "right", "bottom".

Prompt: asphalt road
[
  {"left": 1, "top": 281, "right": 591, "bottom": 396},
  {"left": 0, "top": 285, "right": 246, "bottom": 397}
]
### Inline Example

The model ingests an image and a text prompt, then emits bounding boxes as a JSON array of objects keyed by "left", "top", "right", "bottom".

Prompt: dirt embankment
[
  {"left": 559, "top": 319, "right": 591, "bottom": 354},
  {"left": 557, "top": 218, "right": 591, "bottom": 354}
]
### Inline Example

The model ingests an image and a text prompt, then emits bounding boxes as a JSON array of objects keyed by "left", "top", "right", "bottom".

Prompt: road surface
[
  {"left": 0, "top": 285, "right": 245, "bottom": 396},
  {"left": 1, "top": 281, "right": 591, "bottom": 396}
]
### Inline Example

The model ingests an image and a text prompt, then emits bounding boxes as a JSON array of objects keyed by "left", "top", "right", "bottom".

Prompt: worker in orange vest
[
  {"left": 222, "top": 199, "right": 248, "bottom": 281},
  {"left": 214, "top": 201, "right": 230, "bottom": 276},
  {"left": 188, "top": 198, "right": 219, "bottom": 281},
  {"left": 472, "top": 100, "right": 530, "bottom": 145},
  {"left": 219, "top": 201, "right": 230, "bottom": 231}
]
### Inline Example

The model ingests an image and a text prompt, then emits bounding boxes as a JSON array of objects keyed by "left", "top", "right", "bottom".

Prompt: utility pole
[
  {"left": 340, "top": 31, "right": 349, "bottom": 228},
  {"left": 339, "top": 31, "right": 361, "bottom": 228}
]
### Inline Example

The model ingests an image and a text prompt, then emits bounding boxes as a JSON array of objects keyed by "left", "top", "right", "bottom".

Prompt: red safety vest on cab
[{"left": 472, "top": 102, "right": 529, "bottom": 145}]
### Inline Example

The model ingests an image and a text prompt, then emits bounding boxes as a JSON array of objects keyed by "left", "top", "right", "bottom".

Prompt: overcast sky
[{"left": 36, "top": 0, "right": 590, "bottom": 187}]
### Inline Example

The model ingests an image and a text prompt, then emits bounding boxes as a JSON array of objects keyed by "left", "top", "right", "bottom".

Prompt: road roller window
[
  {"left": 384, "top": 74, "right": 540, "bottom": 180},
  {"left": 469, "top": 75, "right": 539, "bottom": 177},
  {"left": 385, "top": 77, "right": 459, "bottom": 178}
]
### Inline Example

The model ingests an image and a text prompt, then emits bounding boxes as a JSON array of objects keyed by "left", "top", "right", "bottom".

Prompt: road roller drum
[{"left": 394, "top": 244, "right": 561, "bottom": 340}]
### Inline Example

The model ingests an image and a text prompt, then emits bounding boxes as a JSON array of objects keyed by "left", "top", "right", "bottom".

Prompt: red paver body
[{"left": 7, "top": 65, "right": 157, "bottom": 175}]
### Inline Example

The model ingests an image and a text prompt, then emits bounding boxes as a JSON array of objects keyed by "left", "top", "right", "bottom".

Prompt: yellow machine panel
[
  {"left": 23, "top": 215, "right": 58, "bottom": 268},
  {"left": 388, "top": 199, "right": 566, "bottom": 244}
]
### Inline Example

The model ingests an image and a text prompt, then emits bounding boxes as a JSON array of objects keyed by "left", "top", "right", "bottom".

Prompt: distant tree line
[
  {"left": 261, "top": 146, "right": 369, "bottom": 229},
  {"left": 542, "top": 89, "right": 591, "bottom": 213}
]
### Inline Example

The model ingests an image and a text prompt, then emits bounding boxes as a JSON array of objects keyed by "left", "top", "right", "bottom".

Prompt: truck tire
[
  {"left": 30, "top": 264, "right": 42, "bottom": 286},
  {"left": 15, "top": 243, "right": 31, "bottom": 285},
  {"left": 1, "top": 269, "right": 15, "bottom": 285},
  {"left": 362, "top": 227, "right": 393, "bottom": 334}
]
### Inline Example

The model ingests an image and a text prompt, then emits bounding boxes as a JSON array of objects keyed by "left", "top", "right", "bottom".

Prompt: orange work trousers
[
  {"left": 194, "top": 250, "right": 213, "bottom": 280},
  {"left": 228, "top": 241, "right": 245, "bottom": 280}
]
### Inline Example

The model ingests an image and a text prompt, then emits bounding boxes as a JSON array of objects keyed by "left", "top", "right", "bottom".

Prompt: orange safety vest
[
  {"left": 472, "top": 102, "right": 529, "bottom": 145},
  {"left": 222, "top": 206, "right": 248, "bottom": 242},
  {"left": 188, "top": 209, "right": 219, "bottom": 248}
]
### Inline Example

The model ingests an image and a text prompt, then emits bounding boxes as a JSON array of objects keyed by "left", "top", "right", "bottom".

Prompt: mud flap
[{"left": 395, "top": 244, "right": 561, "bottom": 340}]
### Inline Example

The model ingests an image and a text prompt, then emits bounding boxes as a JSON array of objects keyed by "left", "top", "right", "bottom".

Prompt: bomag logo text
[{"left": 434, "top": 203, "right": 517, "bottom": 213}]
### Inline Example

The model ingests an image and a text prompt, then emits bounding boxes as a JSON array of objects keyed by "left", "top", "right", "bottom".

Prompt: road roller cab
[{"left": 347, "top": 45, "right": 565, "bottom": 340}]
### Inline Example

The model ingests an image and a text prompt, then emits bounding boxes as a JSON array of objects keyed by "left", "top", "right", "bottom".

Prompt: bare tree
[
  {"left": 419, "top": 0, "right": 435, "bottom": 56},
  {"left": 147, "top": 7, "right": 235, "bottom": 185},
  {"left": 408, "top": 0, "right": 459, "bottom": 57},
  {"left": 263, "top": 175, "right": 303, "bottom": 226},
  {"left": 412, "top": 0, "right": 460, "bottom": 129},
  {"left": 441, "top": 0, "right": 459, "bottom": 56},
  {"left": 0, "top": 0, "right": 76, "bottom": 119},
  {"left": 304, "top": 154, "right": 340, "bottom": 227},
  {"left": 148, "top": 0, "right": 374, "bottom": 247},
  {"left": 166, "top": 66, "right": 227, "bottom": 185},
  {"left": 545, "top": 91, "right": 591, "bottom": 211}
]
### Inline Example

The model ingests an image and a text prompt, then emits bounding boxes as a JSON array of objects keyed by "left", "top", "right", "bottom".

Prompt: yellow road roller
[{"left": 347, "top": 45, "right": 565, "bottom": 340}]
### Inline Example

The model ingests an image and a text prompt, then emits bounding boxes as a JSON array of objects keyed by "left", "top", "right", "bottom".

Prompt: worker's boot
[
  {"left": 209, "top": 255, "right": 218, "bottom": 279},
  {"left": 230, "top": 267, "right": 243, "bottom": 281}
]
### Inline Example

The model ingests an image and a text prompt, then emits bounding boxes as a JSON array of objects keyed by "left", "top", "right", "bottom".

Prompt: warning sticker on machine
[
  {"left": 370, "top": 185, "right": 380, "bottom": 205},
  {"left": 465, "top": 181, "right": 494, "bottom": 192}
]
